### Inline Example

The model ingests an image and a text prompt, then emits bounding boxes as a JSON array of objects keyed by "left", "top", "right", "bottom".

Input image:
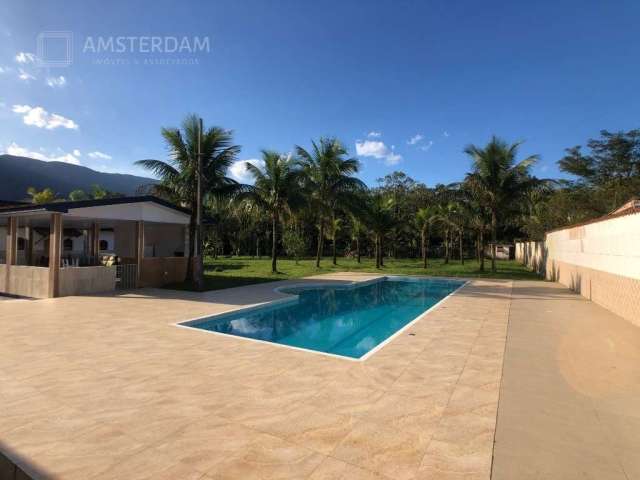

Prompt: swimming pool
[{"left": 180, "top": 277, "right": 465, "bottom": 359}]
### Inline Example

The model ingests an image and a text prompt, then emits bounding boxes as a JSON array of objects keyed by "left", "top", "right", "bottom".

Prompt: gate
[{"left": 116, "top": 264, "right": 137, "bottom": 290}]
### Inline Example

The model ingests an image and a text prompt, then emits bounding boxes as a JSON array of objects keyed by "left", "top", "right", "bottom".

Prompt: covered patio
[{"left": 0, "top": 196, "right": 191, "bottom": 298}]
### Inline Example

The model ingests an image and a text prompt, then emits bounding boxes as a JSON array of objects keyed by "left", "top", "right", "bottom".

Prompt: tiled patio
[
  {"left": 2, "top": 274, "right": 638, "bottom": 479},
  {"left": 1, "top": 273, "right": 511, "bottom": 480}
]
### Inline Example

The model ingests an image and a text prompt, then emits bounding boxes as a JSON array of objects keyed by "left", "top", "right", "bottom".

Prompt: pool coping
[{"left": 173, "top": 275, "right": 469, "bottom": 362}]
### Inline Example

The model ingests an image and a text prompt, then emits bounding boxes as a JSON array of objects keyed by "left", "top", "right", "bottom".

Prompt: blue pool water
[{"left": 182, "top": 277, "right": 464, "bottom": 359}]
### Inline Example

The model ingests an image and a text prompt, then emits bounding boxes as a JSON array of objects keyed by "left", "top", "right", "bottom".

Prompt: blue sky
[{"left": 1, "top": 0, "right": 639, "bottom": 186}]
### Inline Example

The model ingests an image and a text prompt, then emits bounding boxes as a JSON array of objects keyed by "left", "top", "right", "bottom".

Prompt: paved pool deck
[{"left": 1, "top": 273, "right": 639, "bottom": 480}]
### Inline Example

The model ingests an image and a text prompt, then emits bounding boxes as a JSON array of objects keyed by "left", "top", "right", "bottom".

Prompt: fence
[
  {"left": 516, "top": 210, "right": 640, "bottom": 326},
  {"left": 116, "top": 264, "right": 137, "bottom": 290}
]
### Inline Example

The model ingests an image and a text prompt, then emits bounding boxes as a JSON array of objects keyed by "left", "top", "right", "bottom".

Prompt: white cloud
[
  {"left": 88, "top": 151, "right": 112, "bottom": 160},
  {"left": 18, "top": 68, "right": 36, "bottom": 81},
  {"left": 73, "top": 149, "right": 81, "bottom": 157},
  {"left": 15, "top": 52, "right": 36, "bottom": 64},
  {"left": 419, "top": 140, "right": 434, "bottom": 152},
  {"left": 407, "top": 134, "right": 424, "bottom": 145},
  {"left": 12, "top": 104, "right": 79, "bottom": 130},
  {"left": 5, "top": 142, "right": 81, "bottom": 165},
  {"left": 443, "top": 131, "right": 450, "bottom": 137},
  {"left": 229, "top": 158, "right": 265, "bottom": 183},
  {"left": 367, "top": 131, "right": 381, "bottom": 138},
  {"left": 46, "top": 75, "right": 67, "bottom": 88},
  {"left": 0, "top": 65, "right": 8, "bottom": 74},
  {"left": 355, "top": 140, "right": 403, "bottom": 166}
]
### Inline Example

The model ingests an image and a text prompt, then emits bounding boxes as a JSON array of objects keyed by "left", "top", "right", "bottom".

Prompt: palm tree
[
  {"left": 415, "top": 206, "right": 439, "bottom": 268},
  {"left": 238, "top": 151, "right": 302, "bottom": 273},
  {"left": 464, "top": 136, "right": 538, "bottom": 272},
  {"left": 349, "top": 214, "right": 365, "bottom": 263},
  {"left": 326, "top": 217, "right": 342, "bottom": 264},
  {"left": 136, "top": 114, "right": 241, "bottom": 281},
  {"left": 436, "top": 201, "right": 458, "bottom": 264},
  {"left": 364, "top": 192, "right": 395, "bottom": 269},
  {"left": 296, "top": 137, "right": 365, "bottom": 267}
]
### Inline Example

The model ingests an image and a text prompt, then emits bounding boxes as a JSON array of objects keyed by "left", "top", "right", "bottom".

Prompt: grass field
[{"left": 167, "top": 256, "right": 541, "bottom": 291}]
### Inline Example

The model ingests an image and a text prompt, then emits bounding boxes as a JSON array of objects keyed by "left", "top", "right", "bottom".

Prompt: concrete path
[{"left": 493, "top": 281, "right": 640, "bottom": 480}]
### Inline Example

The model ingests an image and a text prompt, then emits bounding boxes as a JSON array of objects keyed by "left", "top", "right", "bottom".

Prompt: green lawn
[{"left": 166, "top": 256, "right": 541, "bottom": 291}]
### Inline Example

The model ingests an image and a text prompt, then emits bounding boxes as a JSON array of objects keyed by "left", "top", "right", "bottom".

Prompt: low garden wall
[
  {"left": 0, "top": 265, "right": 50, "bottom": 298},
  {"left": 516, "top": 211, "right": 640, "bottom": 326},
  {"left": 58, "top": 266, "right": 117, "bottom": 297}
]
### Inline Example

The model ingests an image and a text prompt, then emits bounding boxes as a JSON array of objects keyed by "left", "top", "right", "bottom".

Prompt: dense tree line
[{"left": 132, "top": 116, "right": 638, "bottom": 277}]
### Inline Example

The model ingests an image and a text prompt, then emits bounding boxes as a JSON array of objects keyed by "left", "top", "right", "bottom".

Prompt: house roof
[
  {"left": 0, "top": 196, "right": 191, "bottom": 218},
  {"left": 0, "top": 199, "right": 29, "bottom": 208}
]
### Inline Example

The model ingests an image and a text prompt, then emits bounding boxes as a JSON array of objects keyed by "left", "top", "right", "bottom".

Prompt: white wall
[{"left": 545, "top": 213, "right": 640, "bottom": 280}]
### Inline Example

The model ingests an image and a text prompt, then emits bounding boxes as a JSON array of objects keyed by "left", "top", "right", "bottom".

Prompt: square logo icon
[{"left": 37, "top": 31, "right": 73, "bottom": 67}]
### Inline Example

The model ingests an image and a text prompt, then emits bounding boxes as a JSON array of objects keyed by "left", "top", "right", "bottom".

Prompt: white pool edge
[{"left": 172, "top": 275, "right": 470, "bottom": 362}]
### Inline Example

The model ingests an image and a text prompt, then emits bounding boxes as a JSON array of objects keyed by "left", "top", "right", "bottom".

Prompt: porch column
[
  {"left": 90, "top": 223, "right": 100, "bottom": 259},
  {"left": 135, "top": 221, "right": 144, "bottom": 287},
  {"left": 48, "top": 213, "right": 62, "bottom": 298},
  {"left": 6, "top": 217, "right": 18, "bottom": 265},
  {"left": 5, "top": 216, "right": 18, "bottom": 289}
]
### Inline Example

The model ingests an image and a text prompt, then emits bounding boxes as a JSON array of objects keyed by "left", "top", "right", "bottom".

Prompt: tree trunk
[
  {"left": 315, "top": 221, "right": 323, "bottom": 268},
  {"left": 425, "top": 234, "right": 430, "bottom": 269},
  {"left": 380, "top": 236, "right": 385, "bottom": 267},
  {"left": 375, "top": 235, "right": 380, "bottom": 269},
  {"left": 459, "top": 228, "right": 464, "bottom": 265},
  {"left": 356, "top": 237, "right": 361, "bottom": 263},
  {"left": 491, "top": 210, "right": 497, "bottom": 272},
  {"left": 271, "top": 214, "right": 277, "bottom": 273},
  {"left": 444, "top": 229, "right": 449, "bottom": 264},
  {"left": 479, "top": 228, "right": 485, "bottom": 272},
  {"left": 332, "top": 212, "right": 337, "bottom": 265},
  {"left": 256, "top": 235, "right": 260, "bottom": 259},
  {"left": 186, "top": 214, "right": 196, "bottom": 282},
  {"left": 421, "top": 227, "right": 426, "bottom": 269}
]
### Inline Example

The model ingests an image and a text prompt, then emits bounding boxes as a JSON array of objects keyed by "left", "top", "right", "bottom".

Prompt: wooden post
[
  {"left": 7, "top": 217, "right": 18, "bottom": 265},
  {"left": 91, "top": 223, "right": 100, "bottom": 261},
  {"left": 5, "top": 217, "right": 18, "bottom": 290},
  {"left": 135, "top": 221, "right": 144, "bottom": 287},
  {"left": 48, "top": 213, "right": 62, "bottom": 298}
]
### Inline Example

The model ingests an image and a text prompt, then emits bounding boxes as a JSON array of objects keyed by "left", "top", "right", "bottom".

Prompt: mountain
[{"left": 0, "top": 154, "right": 158, "bottom": 201}]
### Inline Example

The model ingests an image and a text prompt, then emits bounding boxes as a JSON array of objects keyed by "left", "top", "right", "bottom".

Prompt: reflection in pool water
[{"left": 182, "top": 277, "right": 464, "bottom": 359}]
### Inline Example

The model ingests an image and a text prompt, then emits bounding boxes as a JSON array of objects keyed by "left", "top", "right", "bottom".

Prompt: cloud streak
[
  {"left": 407, "top": 134, "right": 424, "bottom": 145},
  {"left": 15, "top": 52, "right": 36, "bottom": 64},
  {"left": 46, "top": 76, "right": 67, "bottom": 88},
  {"left": 5, "top": 142, "right": 81, "bottom": 165},
  {"left": 88, "top": 151, "right": 112, "bottom": 160},
  {"left": 229, "top": 158, "right": 264, "bottom": 183},
  {"left": 355, "top": 140, "right": 402, "bottom": 166},
  {"left": 12, "top": 105, "right": 79, "bottom": 130}
]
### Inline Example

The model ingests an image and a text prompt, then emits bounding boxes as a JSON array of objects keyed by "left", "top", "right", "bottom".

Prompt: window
[
  {"left": 17, "top": 237, "right": 26, "bottom": 251},
  {"left": 99, "top": 240, "right": 109, "bottom": 251},
  {"left": 63, "top": 238, "right": 73, "bottom": 251}
]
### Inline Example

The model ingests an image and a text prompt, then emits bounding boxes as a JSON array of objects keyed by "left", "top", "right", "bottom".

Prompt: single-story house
[{"left": 0, "top": 196, "right": 192, "bottom": 298}]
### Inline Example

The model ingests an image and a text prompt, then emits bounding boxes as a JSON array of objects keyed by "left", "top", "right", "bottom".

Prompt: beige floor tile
[
  {"left": 242, "top": 403, "right": 356, "bottom": 455},
  {"left": 331, "top": 420, "right": 429, "bottom": 480},
  {"left": 308, "top": 457, "right": 388, "bottom": 480},
  {"left": 206, "top": 432, "right": 324, "bottom": 480}
]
